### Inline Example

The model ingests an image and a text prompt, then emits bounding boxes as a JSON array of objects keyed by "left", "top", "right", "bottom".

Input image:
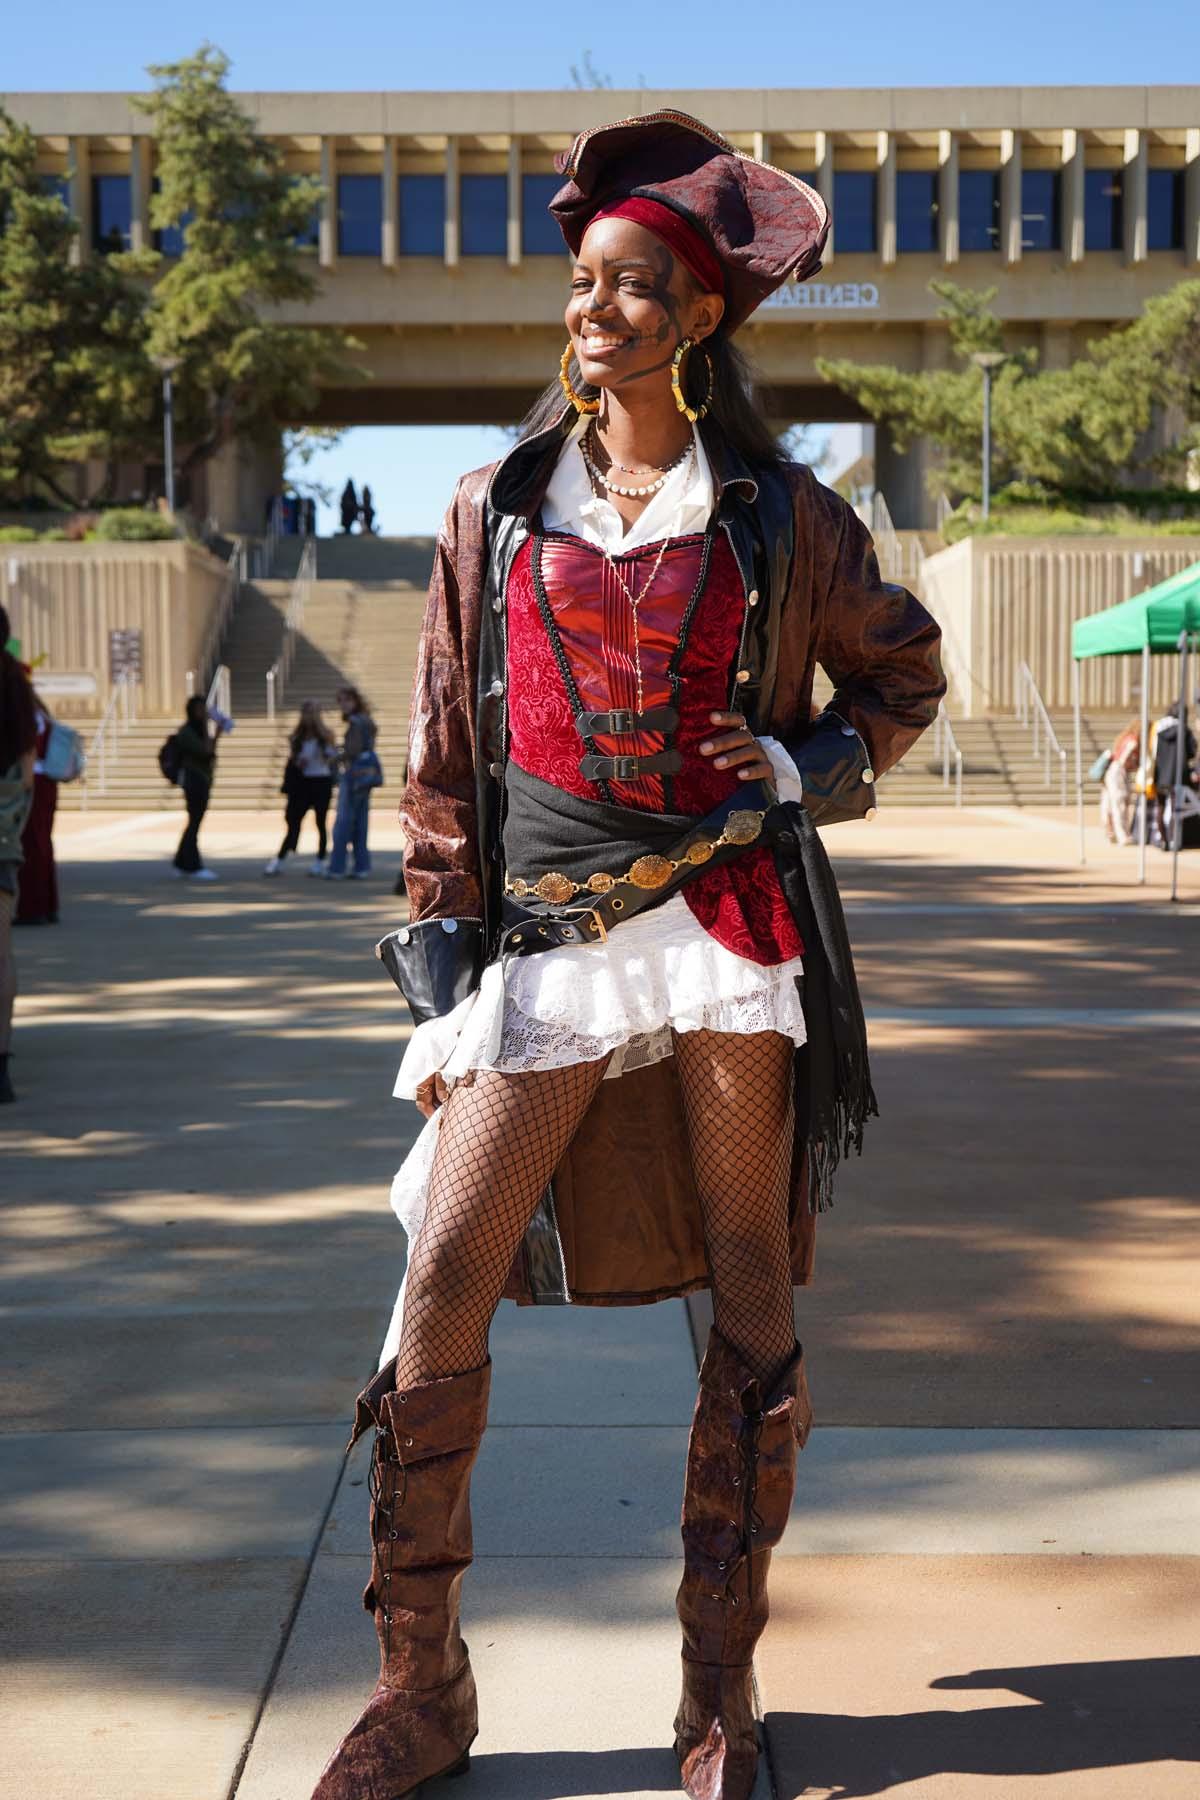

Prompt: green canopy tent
[{"left": 1071, "top": 560, "right": 1200, "bottom": 896}]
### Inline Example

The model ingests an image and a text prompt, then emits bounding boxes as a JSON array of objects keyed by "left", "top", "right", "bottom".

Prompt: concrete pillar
[
  {"left": 318, "top": 137, "right": 337, "bottom": 271},
  {"left": 68, "top": 136, "right": 91, "bottom": 264},
  {"left": 752, "top": 131, "right": 768, "bottom": 165},
  {"left": 1041, "top": 321, "right": 1074, "bottom": 371},
  {"left": 507, "top": 137, "right": 521, "bottom": 268},
  {"left": 877, "top": 130, "right": 896, "bottom": 267},
  {"left": 815, "top": 130, "right": 834, "bottom": 264},
  {"left": 207, "top": 432, "right": 284, "bottom": 537},
  {"left": 129, "top": 138, "right": 152, "bottom": 254},
  {"left": 1124, "top": 128, "right": 1147, "bottom": 265},
  {"left": 1187, "top": 129, "right": 1200, "bottom": 268},
  {"left": 1062, "top": 128, "right": 1085, "bottom": 265},
  {"left": 1000, "top": 128, "right": 1022, "bottom": 265},
  {"left": 382, "top": 137, "right": 398, "bottom": 268},
  {"left": 444, "top": 136, "right": 460, "bottom": 267},
  {"left": 875, "top": 422, "right": 933, "bottom": 530},
  {"left": 938, "top": 130, "right": 959, "bottom": 266}
]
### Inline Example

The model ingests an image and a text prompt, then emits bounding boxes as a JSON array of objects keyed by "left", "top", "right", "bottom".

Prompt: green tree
[
  {"left": 0, "top": 109, "right": 156, "bottom": 506},
  {"left": 816, "top": 279, "right": 1200, "bottom": 506},
  {"left": 134, "top": 45, "right": 354, "bottom": 485}
]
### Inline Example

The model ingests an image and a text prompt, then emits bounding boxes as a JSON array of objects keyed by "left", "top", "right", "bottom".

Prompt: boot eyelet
[
  {"left": 733, "top": 1477, "right": 741, "bottom": 1486},
  {"left": 718, "top": 1561, "right": 726, "bottom": 1570},
  {"left": 404, "top": 1437, "right": 414, "bottom": 1447},
  {"left": 389, "top": 1530, "right": 399, "bottom": 1539},
  {"left": 398, "top": 1394, "right": 408, "bottom": 1403},
  {"left": 730, "top": 1596, "right": 739, "bottom": 1606},
  {"left": 710, "top": 1592, "right": 721, "bottom": 1600}
]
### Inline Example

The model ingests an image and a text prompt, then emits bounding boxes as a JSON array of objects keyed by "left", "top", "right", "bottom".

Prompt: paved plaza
[{"left": 1, "top": 801, "right": 1197, "bottom": 1800}]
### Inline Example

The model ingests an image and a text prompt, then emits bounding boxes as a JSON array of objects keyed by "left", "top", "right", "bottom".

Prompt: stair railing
[
  {"left": 80, "top": 674, "right": 133, "bottom": 809},
  {"left": 1014, "top": 661, "right": 1068, "bottom": 804},
  {"left": 187, "top": 542, "right": 241, "bottom": 704},
  {"left": 266, "top": 532, "right": 316, "bottom": 722},
  {"left": 932, "top": 702, "right": 964, "bottom": 806}
]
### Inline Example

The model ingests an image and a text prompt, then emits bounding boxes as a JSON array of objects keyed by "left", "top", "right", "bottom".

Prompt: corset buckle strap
[
  {"left": 574, "top": 704, "right": 680, "bottom": 738},
  {"left": 579, "top": 748, "right": 683, "bottom": 783}
]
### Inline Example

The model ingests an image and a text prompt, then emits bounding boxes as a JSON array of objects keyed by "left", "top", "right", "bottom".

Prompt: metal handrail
[
  {"left": 932, "top": 701, "right": 965, "bottom": 806},
  {"left": 206, "top": 663, "right": 231, "bottom": 719},
  {"left": 187, "top": 543, "right": 240, "bottom": 704},
  {"left": 266, "top": 532, "right": 316, "bottom": 721},
  {"left": 1014, "top": 661, "right": 1069, "bottom": 804},
  {"left": 81, "top": 675, "right": 132, "bottom": 807}
]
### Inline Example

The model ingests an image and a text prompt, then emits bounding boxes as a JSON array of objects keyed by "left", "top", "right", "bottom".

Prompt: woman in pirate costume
[{"left": 313, "top": 112, "right": 944, "bottom": 1800}]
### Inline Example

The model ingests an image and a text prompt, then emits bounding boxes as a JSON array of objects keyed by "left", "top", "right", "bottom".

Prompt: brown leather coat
[{"left": 398, "top": 407, "right": 944, "bottom": 1308}]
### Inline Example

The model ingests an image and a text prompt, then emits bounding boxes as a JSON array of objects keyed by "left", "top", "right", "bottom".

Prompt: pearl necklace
[{"left": 580, "top": 431, "right": 692, "bottom": 499}]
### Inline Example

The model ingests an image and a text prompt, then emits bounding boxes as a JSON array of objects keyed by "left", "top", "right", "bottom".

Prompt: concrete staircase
[{"left": 60, "top": 535, "right": 1127, "bottom": 814}]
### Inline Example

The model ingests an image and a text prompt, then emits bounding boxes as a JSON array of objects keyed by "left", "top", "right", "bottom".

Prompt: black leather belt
[
  {"left": 580, "top": 748, "right": 682, "bottom": 783},
  {"left": 574, "top": 704, "right": 680, "bottom": 737}
]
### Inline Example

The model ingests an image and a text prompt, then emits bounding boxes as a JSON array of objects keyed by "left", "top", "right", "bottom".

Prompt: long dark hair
[
  {"left": 0, "top": 603, "right": 38, "bottom": 773},
  {"left": 519, "top": 327, "right": 787, "bottom": 473}
]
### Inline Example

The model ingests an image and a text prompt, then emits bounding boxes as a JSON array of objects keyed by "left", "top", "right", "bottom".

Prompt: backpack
[{"left": 158, "top": 733, "right": 182, "bottom": 785}]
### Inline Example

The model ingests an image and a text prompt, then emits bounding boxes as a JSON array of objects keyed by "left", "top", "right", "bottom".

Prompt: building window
[
  {"left": 337, "top": 174, "right": 382, "bottom": 257},
  {"left": 1148, "top": 168, "right": 1184, "bottom": 251},
  {"left": 39, "top": 174, "right": 69, "bottom": 208},
  {"left": 1021, "top": 169, "right": 1061, "bottom": 251},
  {"left": 897, "top": 170, "right": 938, "bottom": 253},
  {"left": 833, "top": 170, "right": 876, "bottom": 254},
  {"left": 92, "top": 174, "right": 132, "bottom": 253},
  {"left": 1084, "top": 167, "right": 1123, "bottom": 251},
  {"left": 522, "top": 173, "right": 564, "bottom": 255},
  {"left": 461, "top": 173, "right": 506, "bottom": 255},
  {"left": 152, "top": 178, "right": 193, "bottom": 257},
  {"left": 959, "top": 170, "right": 1000, "bottom": 252},
  {"left": 399, "top": 174, "right": 444, "bottom": 255}
]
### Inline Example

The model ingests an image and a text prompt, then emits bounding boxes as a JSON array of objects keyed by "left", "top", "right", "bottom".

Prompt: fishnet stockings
[
  {"left": 671, "top": 1028, "right": 798, "bottom": 1391},
  {"left": 394, "top": 1056, "right": 611, "bottom": 1387},
  {"left": 394, "top": 1029, "right": 797, "bottom": 1394}
]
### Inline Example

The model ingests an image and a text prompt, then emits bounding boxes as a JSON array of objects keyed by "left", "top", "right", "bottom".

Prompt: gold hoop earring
[
  {"left": 559, "top": 344, "right": 600, "bottom": 415},
  {"left": 671, "top": 338, "right": 714, "bottom": 422}
]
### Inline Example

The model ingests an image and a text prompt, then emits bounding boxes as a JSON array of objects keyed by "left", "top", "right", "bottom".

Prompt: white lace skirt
[{"left": 376, "top": 896, "right": 805, "bottom": 1365}]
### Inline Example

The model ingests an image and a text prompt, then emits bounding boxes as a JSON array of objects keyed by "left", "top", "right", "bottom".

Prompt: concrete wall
[
  {"left": 2, "top": 541, "right": 231, "bottom": 719},
  {"left": 921, "top": 536, "right": 1200, "bottom": 716}
]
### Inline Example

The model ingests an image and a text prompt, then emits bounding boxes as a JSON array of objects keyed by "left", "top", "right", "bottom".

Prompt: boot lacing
[
  {"left": 368, "top": 1415, "right": 410, "bottom": 1656},
  {"left": 716, "top": 1398, "right": 766, "bottom": 1607}
]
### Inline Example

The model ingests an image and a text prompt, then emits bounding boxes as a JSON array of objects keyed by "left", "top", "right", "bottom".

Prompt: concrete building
[{"left": 5, "top": 85, "right": 1199, "bottom": 527}]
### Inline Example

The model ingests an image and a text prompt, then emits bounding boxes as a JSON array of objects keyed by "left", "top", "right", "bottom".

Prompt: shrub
[
  {"left": 0, "top": 525, "right": 40, "bottom": 543},
  {"left": 91, "top": 509, "right": 180, "bottom": 542}
]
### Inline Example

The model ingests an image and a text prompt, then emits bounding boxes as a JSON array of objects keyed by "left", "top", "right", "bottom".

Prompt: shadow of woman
[{"left": 765, "top": 1655, "right": 1200, "bottom": 1798}]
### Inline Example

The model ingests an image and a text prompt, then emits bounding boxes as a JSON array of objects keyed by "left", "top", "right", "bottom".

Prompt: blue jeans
[{"left": 328, "top": 782, "right": 371, "bottom": 876}]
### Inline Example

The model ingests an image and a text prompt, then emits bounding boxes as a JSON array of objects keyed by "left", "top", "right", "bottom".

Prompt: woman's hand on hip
[{"left": 698, "top": 712, "right": 774, "bottom": 782}]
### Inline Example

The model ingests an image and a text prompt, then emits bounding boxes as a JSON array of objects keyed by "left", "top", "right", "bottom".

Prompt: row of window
[
  {"left": 796, "top": 165, "right": 1186, "bottom": 255},
  {"left": 42, "top": 165, "right": 1188, "bottom": 258}
]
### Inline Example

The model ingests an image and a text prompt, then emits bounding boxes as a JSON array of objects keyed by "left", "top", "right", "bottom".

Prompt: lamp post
[
  {"left": 152, "top": 355, "right": 182, "bottom": 514},
  {"left": 971, "top": 351, "right": 1006, "bottom": 521}
]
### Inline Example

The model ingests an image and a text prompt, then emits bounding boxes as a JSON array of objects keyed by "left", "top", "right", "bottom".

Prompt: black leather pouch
[{"left": 375, "top": 917, "right": 486, "bottom": 1026}]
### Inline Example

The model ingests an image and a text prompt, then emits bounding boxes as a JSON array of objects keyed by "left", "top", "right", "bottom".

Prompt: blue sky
[
  {"left": 7, "top": 4, "right": 1195, "bottom": 532},
  {"left": 4, "top": 1, "right": 1196, "bottom": 91}
]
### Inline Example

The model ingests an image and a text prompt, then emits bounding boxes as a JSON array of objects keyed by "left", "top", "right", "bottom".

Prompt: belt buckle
[
  {"left": 612, "top": 754, "right": 638, "bottom": 781},
  {"left": 609, "top": 708, "right": 635, "bottom": 736},
  {"left": 582, "top": 905, "right": 608, "bottom": 944}
]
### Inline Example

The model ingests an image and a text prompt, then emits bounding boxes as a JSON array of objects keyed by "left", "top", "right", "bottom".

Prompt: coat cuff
[
  {"left": 782, "top": 711, "right": 878, "bottom": 827},
  {"left": 375, "top": 917, "right": 486, "bottom": 1025}
]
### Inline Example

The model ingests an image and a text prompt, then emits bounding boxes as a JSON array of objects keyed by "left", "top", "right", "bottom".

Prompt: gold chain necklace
[{"left": 594, "top": 459, "right": 693, "bottom": 713}]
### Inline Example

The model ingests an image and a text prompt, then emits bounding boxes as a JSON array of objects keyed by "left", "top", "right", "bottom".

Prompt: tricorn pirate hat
[{"left": 549, "top": 110, "right": 829, "bottom": 332}]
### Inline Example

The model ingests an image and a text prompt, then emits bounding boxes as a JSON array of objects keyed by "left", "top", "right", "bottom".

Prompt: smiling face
[{"left": 565, "top": 215, "right": 723, "bottom": 396}]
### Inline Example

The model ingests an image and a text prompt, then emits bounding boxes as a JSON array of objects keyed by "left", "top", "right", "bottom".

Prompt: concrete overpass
[{"left": 6, "top": 84, "right": 1199, "bottom": 526}]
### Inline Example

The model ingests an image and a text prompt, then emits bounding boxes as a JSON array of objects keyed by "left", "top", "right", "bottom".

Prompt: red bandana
[{"left": 590, "top": 196, "right": 725, "bottom": 297}]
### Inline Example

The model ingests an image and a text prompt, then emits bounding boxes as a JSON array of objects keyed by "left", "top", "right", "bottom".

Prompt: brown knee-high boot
[
  {"left": 674, "top": 1328, "right": 813, "bottom": 1800},
  {"left": 311, "top": 1357, "right": 491, "bottom": 1800}
]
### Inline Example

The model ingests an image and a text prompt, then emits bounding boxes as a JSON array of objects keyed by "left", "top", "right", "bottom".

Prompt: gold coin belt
[{"left": 505, "top": 808, "right": 767, "bottom": 907}]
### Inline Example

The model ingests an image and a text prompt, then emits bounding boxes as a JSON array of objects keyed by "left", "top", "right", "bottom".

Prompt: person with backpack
[
  {"left": 324, "top": 686, "right": 381, "bottom": 880},
  {"left": 264, "top": 700, "right": 337, "bottom": 876},
  {"left": 0, "top": 604, "right": 38, "bottom": 1101},
  {"left": 167, "top": 696, "right": 220, "bottom": 881}
]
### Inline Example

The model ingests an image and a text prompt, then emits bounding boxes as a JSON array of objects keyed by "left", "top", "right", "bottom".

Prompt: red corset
[{"left": 505, "top": 532, "right": 802, "bottom": 967}]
